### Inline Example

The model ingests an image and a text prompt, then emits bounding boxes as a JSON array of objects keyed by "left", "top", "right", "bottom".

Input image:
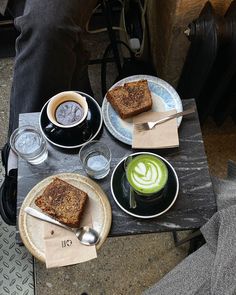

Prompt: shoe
[{"left": 0, "top": 142, "right": 17, "bottom": 225}]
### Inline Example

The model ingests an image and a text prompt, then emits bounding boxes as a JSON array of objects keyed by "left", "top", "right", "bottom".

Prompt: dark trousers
[{"left": 7, "top": 0, "right": 97, "bottom": 134}]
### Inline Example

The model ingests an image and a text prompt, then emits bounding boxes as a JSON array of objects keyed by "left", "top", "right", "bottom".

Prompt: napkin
[
  {"left": 43, "top": 199, "right": 97, "bottom": 268},
  {"left": 132, "top": 110, "right": 179, "bottom": 149}
]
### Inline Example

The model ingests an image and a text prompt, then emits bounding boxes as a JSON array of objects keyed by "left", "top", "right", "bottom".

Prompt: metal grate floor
[{"left": 0, "top": 160, "right": 34, "bottom": 295}]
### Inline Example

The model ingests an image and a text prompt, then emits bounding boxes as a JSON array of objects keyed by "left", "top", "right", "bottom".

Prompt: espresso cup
[
  {"left": 46, "top": 91, "right": 88, "bottom": 131},
  {"left": 125, "top": 153, "right": 169, "bottom": 204}
]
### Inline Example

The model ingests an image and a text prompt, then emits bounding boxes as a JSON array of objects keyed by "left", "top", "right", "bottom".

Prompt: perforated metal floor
[{"left": 0, "top": 160, "right": 35, "bottom": 295}]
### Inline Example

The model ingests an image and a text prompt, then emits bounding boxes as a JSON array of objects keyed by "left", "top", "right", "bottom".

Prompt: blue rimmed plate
[{"left": 102, "top": 75, "right": 183, "bottom": 145}]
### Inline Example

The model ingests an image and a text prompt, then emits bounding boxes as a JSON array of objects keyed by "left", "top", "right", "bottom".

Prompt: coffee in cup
[
  {"left": 47, "top": 91, "right": 88, "bottom": 129},
  {"left": 126, "top": 154, "right": 168, "bottom": 200},
  {"left": 55, "top": 100, "right": 84, "bottom": 126}
]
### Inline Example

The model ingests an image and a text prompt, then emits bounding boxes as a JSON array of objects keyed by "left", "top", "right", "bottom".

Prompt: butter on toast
[
  {"left": 35, "top": 178, "right": 88, "bottom": 228},
  {"left": 106, "top": 79, "right": 152, "bottom": 119}
]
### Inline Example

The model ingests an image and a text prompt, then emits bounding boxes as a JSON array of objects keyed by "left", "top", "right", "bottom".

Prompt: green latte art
[{"left": 126, "top": 155, "right": 168, "bottom": 195}]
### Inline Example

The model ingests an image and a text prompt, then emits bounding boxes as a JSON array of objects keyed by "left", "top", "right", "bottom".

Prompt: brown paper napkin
[
  {"left": 132, "top": 110, "right": 179, "bottom": 149},
  {"left": 43, "top": 199, "right": 97, "bottom": 268}
]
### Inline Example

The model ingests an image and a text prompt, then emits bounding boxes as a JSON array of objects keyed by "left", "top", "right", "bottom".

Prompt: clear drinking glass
[
  {"left": 10, "top": 126, "right": 48, "bottom": 165},
  {"left": 79, "top": 140, "right": 111, "bottom": 179}
]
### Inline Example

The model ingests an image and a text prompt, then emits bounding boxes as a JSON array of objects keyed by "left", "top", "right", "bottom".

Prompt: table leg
[{"left": 172, "top": 229, "right": 202, "bottom": 247}]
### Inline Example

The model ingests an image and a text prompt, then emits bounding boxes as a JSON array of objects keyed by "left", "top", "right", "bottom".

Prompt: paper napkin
[
  {"left": 132, "top": 110, "right": 179, "bottom": 149},
  {"left": 43, "top": 199, "right": 97, "bottom": 268}
]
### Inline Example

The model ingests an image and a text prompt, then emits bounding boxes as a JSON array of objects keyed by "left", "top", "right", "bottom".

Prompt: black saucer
[
  {"left": 39, "top": 92, "right": 103, "bottom": 149},
  {"left": 110, "top": 152, "right": 179, "bottom": 219}
]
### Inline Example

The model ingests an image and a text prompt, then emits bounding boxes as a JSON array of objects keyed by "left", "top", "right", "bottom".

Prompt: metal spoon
[
  {"left": 24, "top": 207, "right": 99, "bottom": 246},
  {"left": 123, "top": 155, "right": 137, "bottom": 209}
]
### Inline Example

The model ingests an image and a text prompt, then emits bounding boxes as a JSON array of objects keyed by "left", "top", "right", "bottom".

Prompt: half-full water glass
[
  {"left": 10, "top": 126, "right": 48, "bottom": 165},
  {"left": 79, "top": 141, "right": 111, "bottom": 179}
]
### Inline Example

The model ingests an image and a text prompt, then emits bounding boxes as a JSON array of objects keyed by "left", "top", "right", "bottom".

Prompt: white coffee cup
[{"left": 47, "top": 91, "right": 88, "bottom": 129}]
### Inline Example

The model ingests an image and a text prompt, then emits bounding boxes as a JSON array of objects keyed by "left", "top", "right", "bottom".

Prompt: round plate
[
  {"left": 39, "top": 92, "right": 103, "bottom": 149},
  {"left": 110, "top": 152, "right": 179, "bottom": 219},
  {"left": 102, "top": 75, "right": 183, "bottom": 145},
  {"left": 19, "top": 173, "right": 112, "bottom": 262}
]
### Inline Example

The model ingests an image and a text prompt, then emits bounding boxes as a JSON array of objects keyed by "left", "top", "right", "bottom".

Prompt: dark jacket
[{"left": 0, "top": 0, "right": 8, "bottom": 15}]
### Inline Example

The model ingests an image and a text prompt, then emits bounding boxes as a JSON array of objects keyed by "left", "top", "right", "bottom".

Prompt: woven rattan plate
[{"left": 19, "top": 173, "right": 112, "bottom": 262}]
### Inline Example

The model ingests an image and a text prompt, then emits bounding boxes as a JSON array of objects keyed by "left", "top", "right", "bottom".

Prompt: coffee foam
[{"left": 47, "top": 91, "right": 88, "bottom": 128}]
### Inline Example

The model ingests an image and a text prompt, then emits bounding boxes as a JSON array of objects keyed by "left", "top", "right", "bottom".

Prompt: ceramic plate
[
  {"left": 19, "top": 173, "right": 112, "bottom": 262},
  {"left": 39, "top": 92, "right": 103, "bottom": 149},
  {"left": 110, "top": 152, "right": 179, "bottom": 219},
  {"left": 102, "top": 75, "right": 183, "bottom": 145}
]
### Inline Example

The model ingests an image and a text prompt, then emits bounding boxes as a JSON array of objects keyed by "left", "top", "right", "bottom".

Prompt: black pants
[{"left": 7, "top": 0, "right": 97, "bottom": 134}]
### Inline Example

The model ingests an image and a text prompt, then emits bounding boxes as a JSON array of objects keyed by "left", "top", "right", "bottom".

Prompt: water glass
[
  {"left": 79, "top": 141, "right": 111, "bottom": 179},
  {"left": 10, "top": 126, "right": 48, "bottom": 165}
]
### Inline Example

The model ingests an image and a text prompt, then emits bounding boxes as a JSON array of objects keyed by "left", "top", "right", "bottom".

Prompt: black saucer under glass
[
  {"left": 111, "top": 153, "right": 179, "bottom": 219},
  {"left": 39, "top": 92, "right": 102, "bottom": 149}
]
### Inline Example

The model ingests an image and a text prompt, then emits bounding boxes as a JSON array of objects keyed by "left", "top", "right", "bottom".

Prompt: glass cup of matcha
[{"left": 125, "top": 153, "right": 169, "bottom": 203}]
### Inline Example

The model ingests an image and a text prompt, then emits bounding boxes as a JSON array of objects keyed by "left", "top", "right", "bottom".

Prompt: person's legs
[
  {"left": 0, "top": 0, "right": 97, "bottom": 225},
  {"left": 8, "top": 0, "right": 97, "bottom": 134}
]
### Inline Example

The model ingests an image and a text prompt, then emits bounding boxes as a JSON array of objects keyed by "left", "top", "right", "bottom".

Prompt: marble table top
[{"left": 16, "top": 99, "right": 216, "bottom": 243}]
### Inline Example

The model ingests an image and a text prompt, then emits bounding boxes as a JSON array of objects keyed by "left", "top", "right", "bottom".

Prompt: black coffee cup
[{"left": 45, "top": 91, "right": 88, "bottom": 135}]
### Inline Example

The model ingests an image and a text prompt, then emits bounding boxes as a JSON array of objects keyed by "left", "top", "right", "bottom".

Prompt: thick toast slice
[
  {"left": 106, "top": 79, "right": 152, "bottom": 119},
  {"left": 35, "top": 178, "right": 88, "bottom": 228}
]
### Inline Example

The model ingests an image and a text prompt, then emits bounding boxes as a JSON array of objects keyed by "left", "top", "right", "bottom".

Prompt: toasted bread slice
[
  {"left": 35, "top": 178, "right": 88, "bottom": 228},
  {"left": 106, "top": 86, "right": 130, "bottom": 119},
  {"left": 106, "top": 79, "right": 152, "bottom": 119}
]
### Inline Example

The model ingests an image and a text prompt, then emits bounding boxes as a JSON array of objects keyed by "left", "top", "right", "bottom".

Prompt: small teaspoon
[
  {"left": 124, "top": 155, "right": 137, "bottom": 209},
  {"left": 24, "top": 207, "right": 99, "bottom": 246}
]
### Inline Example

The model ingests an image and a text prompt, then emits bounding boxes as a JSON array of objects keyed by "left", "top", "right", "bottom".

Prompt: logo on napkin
[{"left": 43, "top": 200, "right": 97, "bottom": 268}]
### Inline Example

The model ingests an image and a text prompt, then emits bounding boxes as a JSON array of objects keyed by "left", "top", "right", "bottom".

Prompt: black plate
[
  {"left": 39, "top": 92, "right": 103, "bottom": 149},
  {"left": 111, "top": 152, "right": 179, "bottom": 219}
]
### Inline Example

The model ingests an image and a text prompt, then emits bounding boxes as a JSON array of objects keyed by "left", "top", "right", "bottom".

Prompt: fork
[{"left": 135, "top": 106, "right": 196, "bottom": 132}]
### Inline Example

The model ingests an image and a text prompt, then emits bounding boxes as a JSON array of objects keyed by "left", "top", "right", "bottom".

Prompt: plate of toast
[
  {"left": 102, "top": 75, "right": 183, "bottom": 145},
  {"left": 19, "top": 173, "right": 112, "bottom": 262}
]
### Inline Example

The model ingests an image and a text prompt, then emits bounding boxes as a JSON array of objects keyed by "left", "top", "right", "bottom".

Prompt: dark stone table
[{"left": 16, "top": 99, "right": 216, "bottom": 243}]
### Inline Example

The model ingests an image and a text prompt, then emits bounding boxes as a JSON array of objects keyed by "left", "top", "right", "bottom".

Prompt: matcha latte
[{"left": 126, "top": 154, "right": 168, "bottom": 197}]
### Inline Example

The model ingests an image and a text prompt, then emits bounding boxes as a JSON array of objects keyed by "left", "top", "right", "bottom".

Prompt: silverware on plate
[
  {"left": 135, "top": 106, "right": 196, "bottom": 132},
  {"left": 24, "top": 207, "right": 99, "bottom": 246}
]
